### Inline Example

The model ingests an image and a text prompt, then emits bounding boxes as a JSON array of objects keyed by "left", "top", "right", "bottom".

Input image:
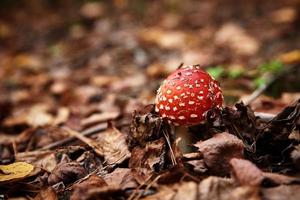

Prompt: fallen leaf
[
  {"left": 48, "top": 162, "right": 86, "bottom": 185},
  {"left": 194, "top": 133, "right": 244, "bottom": 175},
  {"left": 129, "top": 138, "right": 166, "bottom": 173},
  {"left": 215, "top": 23, "right": 259, "bottom": 56},
  {"left": 0, "top": 162, "right": 34, "bottom": 183},
  {"left": 262, "top": 185, "right": 300, "bottom": 200},
  {"left": 71, "top": 175, "right": 108, "bottom": 200},
  {"left": 34, "top": 187, "right": 57, "bottom": 200},
  {"left": 94, "top": 127, "right": 131, "bottom": 165},
  {"left": 230, "top": 158, "right": 264, "bottom": 187},
  {"left": 198, "top": 176, "right": 260, "bottom": 200}
]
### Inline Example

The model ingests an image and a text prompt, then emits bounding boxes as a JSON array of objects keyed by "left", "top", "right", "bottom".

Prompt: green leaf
[
  {"left": 254, "top": 77, "right": 266, "bottom": 88},
  {"left": 258, "top": 60, "right": 284, "bottom": 74},
  {"left": 207, "top": 66, "right": 225, "bottom": 79},
  {"left": 227, "top": 68, "right": 244, "bottom": 79}
]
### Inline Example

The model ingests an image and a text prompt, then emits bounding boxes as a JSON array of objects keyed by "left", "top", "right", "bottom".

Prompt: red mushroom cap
[{"left": 155, "top": 65, "right": 223, "bottom": 126}]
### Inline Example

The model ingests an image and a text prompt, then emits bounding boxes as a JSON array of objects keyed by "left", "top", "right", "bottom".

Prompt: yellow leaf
[{"left": 0, "top": 162, "right": 34, "bottom": 182}]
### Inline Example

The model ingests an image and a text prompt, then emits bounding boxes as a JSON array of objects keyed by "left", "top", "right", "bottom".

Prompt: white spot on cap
[
  {"left": 162, "top": 113, "right": 167, "bottom": 117},
  {"left": 179, "top": 116, "right": 185, "bottom": 120},
  {"left": 180, "top": 93, "right": 186, "bottom": 97},
  {"left": 159, "top": 104, "right": 164, "bottom": 109},
  {"left": 174, "top": 95, "right": 179, "bottom": 100},
  {"left": 184, "top": 83, "right": 189, "bottom": 87},
  {"left": 190, "top": 114, "right": 198, "bottom": 118},
  {"left": 167, "top": 90, "right": 172, "bottom": 94},
  {"left": 197, "top": 96, "right": 203, "bottom": 100},
  {"left": 191, "top": 93, "right": 195, "bottom": 97},
  {"left": 176, "top": 86, "right": 181, "bottom": 90},
  {"left": 155, "top": 106, "right": 159, "bottom": 112},
  {"left": 168, "top": 99, "right": 173, "bottom": 103},
  {"left": 170, "top": 116, "right": 175, "bottom": 119},
  {"left": 199, "top": 91, "right": 204, "bottom": 94},
  {"left": 169, "top": 81, "right": 175, "bottom": 86},
  {"left": 165, "top": 106, "right": 170, "bottom": 111},
  {"left": 189, "top": 85, "right": 193, "bottom": 88},
  {"left": 188, "top": 101, "right": 195, "bottom": 105},
  {"left": 196, "top": 84, "right": 200, "bottom": 88},
  {"left": 200, "top": 79, "right": 204, "bottom": 82},
  {"left": 179, "top": 102, "right": 185, "bottom": 107},
  {"left": 173, "top": 106, "right": 178, "bottom": 111},
  {"left": 162, "top": 96, "right": 167, "bottom": 101}
]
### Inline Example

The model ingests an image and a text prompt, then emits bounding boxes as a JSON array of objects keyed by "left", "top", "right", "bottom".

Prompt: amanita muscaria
[{"left": 155, "top": 65, "right": 223, "bottom": 126}]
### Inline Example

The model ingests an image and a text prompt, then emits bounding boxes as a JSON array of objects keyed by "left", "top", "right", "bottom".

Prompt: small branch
[{"left": 39, "top": 123, "right": 109, "bottom": 151}]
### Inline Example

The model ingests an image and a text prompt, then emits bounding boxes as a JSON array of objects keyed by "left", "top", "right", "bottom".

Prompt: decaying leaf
[
  {"left": 71, "top": 175, "right": 108, "bottom": 200},
  {"left": 198, "top": 176, "right": 260, "bottom": 200},
  {"left": 34, "top": 187, "right": 57, "bottom": 200},
  {"left": 64, "top": 126, "right": 130, "bottom": 166},
  {"left": 15, "top": 126, "right": 69, "bottom": 151},
  {"left": 129, "top": 138, "right": 166, "bottom": 173},
  {"left": 129, "top": 111, "right": 168, "bottom": 148},
  {"left": 95, "top": 127, "right": 131, "bottom": 165},
  {"left": 193, "top": 132, "right": 244, "bottom": 175},
  {"left": 262, "top": 185, "right": 300, "bottom": 200},
  {"left": 230, "top": 158, "right": 300, "bottom": 187},
  {"left": 48, "top": 162, "right": 86, "bottom": 185},
  {"left": 0, "top": 162, "right": 34, "bottom": 183},
  {"left": 230, "top": 158, "right": 264, "bottom": 187}
]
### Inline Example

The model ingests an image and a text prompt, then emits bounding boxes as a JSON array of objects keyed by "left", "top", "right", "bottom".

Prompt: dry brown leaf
[
  {"left": 194, "top": 133, "right": 244, "bottom": 175},
  {"left": 102, "top": 168, "right": 131, "bottom": 187},
  {"left": 262, "top": 185, "right": 300, "bottom": 200},
  {"left": 230, "top": 158, "right": 264, "bottom": 187},
  {"left": 129, "top": 138, "right": 165, "bottom": 172},
  {"left": 172, "top": 181, "right": 198, "bottom": 200},
  {"left": 34, "top": 187, "right": 57, "bottom": 200},
  {"left": 215, "top": 23, "right": 259, "bottom": 56},
  {"left": 0, "top": 162, "right": 34, "bottom": 183},
  {"left": 198, "top": 176, "right": 260, "bottom": 200},
  {"left": 94, "top": 127, "right": 131, "bottom": 165},
  {"left": 48, "top": 162, "right": 86, "bottom": 185},
  {"left": 65, "top": 127, "right": 130, "bottom": 165},
  {"left": 71, "top": 175, "right": 108, "bottom": 200}
]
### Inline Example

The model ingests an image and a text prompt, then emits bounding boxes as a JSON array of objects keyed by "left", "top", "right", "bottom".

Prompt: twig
[
  {"left": 62, "top": 127, "right": 104, "bottom": 156},
  {"left": 163, "top": 131, "right": 177, "bottom": 165},
  {"left": 39, "top": 123, "right": 108, "bottom": 151},
  {"left": 132, "top": 175, "right": 161, "bottom": 200}
]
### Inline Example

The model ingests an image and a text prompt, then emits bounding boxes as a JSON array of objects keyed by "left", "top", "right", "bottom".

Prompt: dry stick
[
  {"left": 62, "top": 126, "right": 104, "bottom": 157},
  {"left": 163, "top": 131, "right": 177, "bottom": 165},
  {"left": 39, "top": 123, "right": 108, "bottom": 151},
  {"left": 132, "top": 175, "right": 161, "bottom": 200}
]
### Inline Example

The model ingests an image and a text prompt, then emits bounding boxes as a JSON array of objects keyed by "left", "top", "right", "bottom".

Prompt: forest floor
[{"left": 0, "top": 1, "right": 300, "bottom": 199}]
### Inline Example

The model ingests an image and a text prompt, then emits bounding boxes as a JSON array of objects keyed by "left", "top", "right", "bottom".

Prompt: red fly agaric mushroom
[{"left": 155, "top": 65, "right": 223, "bottom": 126}]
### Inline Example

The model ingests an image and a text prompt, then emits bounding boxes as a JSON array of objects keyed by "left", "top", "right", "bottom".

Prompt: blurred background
[{"left": 0, "top": 0, "right": 300, "bottom": 132}]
